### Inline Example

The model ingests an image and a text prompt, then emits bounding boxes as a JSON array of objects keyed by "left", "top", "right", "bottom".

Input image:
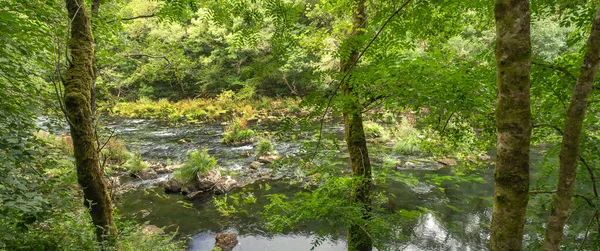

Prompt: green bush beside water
[{"left": 174, "top": 149, "right": 217, "bottom": 183}]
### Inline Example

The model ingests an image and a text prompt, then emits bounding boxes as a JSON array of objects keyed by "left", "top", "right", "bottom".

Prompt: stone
[
  {"left": 250, "top": 161, "right": 261, "bottom": 169},
  {"left": 142, "top": 225, "right": 163, "bottom": 236},
  {"left": 258, "top": 153, "right": 281, "bottom": 163},
  {"left": 437, "top": 158, "right": 457, "bottom": 166},
  {"left": 105, "top": 176, "right": 120, "bottom": 190},
  {"left": 138, "top": 168, "right": 158, "bottom": 180},
  {"left": 187, "top": 190, "right": 206, "bottom": 200},
  {"left": 214, "top": 176, "right": 238, "bottom": 194},
  {"left": 155, "top": 164, "right": 180, "bottom": 174},
  {"left": 164, "top": 178, "right": 182, "bottom": 194},
  {"left": 466, "top": 156, "right": 477, "bottom": 162},
  {"left": 136, "top": 209, "right": 151, "bottom": 219},
  {"left": 215, "top": 233, "right": 239, "bottom": 251},
  {"left": 401, "top": 161, "right": 417, "bottom": 168},
  {"left": 479, "top": 155, "right": 491, "bottom": 161},
  {"left": 198, "top": 169, "right": 221, "bottom": 191}
]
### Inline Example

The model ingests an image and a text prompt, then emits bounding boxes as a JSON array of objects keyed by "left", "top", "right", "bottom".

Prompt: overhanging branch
[
  {"left": 532, "top": 61, "right": 577, "bottom": 81},
  {"left": 107, "top": 13, "right": 156, "bottom": 24},
  {"left": 126, "top": 54, "right": 170, "bottom": 64}
]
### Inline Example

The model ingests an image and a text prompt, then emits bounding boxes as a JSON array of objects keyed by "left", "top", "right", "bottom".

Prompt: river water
[{"left": 106, "top": 118, "right": 497, "bottom": 251}]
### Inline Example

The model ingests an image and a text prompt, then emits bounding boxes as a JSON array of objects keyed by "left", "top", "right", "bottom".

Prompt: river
[{"left": 106, "top": 117, "right": 497, "bottom": 251}]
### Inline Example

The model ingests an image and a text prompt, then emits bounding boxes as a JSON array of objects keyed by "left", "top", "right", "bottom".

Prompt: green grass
[
  {"left": 364, "top": 121, "right": 390, "bottom": 142},
  {"left": 222, "top": 118, "right": 256, "bottom": 145},
  {"left": 391, "top": 119, "right": 421, "bottom": 155},
  {"left": 122, "top": 153, "right": 148, "bottom": 173},
  {"left": 174, "top": 149, "right": 217, "bottom": 183},
  {"left": 255, "top": 138, "right": 276, "bottom": 157}
]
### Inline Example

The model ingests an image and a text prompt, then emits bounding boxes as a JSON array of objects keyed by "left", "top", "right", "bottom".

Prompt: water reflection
[{"left": 109, "top": 118, "right": 496, "bottom": 250}]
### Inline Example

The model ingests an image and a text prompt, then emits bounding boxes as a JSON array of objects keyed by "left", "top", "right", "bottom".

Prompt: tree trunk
[
  {"left": 542, "top": 2, "right": 600, "bottom": 250},
  {"left": 490, "top": 1, "right": 532, "bottom": 250},
  {"left": 341, "top": 1, "right": 372, "bottom": 251},
  {"left": 64, "top": 0, "right": 117, "bottom": 244},
  {"left": 92, "top": 0, "right": 100, "bottom": 15}
]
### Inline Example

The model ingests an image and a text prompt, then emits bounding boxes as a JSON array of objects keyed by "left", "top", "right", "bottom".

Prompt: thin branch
[
  {"left": 310, "top": 0, "right": 414, "bottom": 161},
  {"left": 533, "top": 61, "right": 577, "bottom": 81},
  {"left": 530, "top": 190, "right": 595, "bottom": 208},
  {"left": 107, "top": 13, "right": 156, "bottom": 24},
  {"left": 578, "top": 211, "right": 598, "bottom": 251},
  {"left": 579, "top": 155, "right": 599, "bottom": 198},
  {"left": 97, "top": 129, "right": 116, "bottom": 154},
  {"left": 126, "top": 54, "right": 170, "bottom": 64}
]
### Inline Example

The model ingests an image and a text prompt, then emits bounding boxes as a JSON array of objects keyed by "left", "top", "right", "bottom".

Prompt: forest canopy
[{"left": 1, "top": 0, "right": 600, "bottom": 250}]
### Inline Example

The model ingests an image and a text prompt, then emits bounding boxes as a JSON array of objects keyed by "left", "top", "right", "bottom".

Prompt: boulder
[
  {"left": 258, "top": 153, "right": 281, "bottom": 163},
  {"left": 155, "top": 164, "right": 180, "bottom": 174},
  {"left": 215, "top": 233, "right": 239, "bottom": 251},
  {"left": 214, "top": 176, "right": 238, "bottom": 194},
  {"left": 479, "top": 155, "right": 491, "bottom": 161},
  {"left": 250, "top": 161, "right": 261, "bottom": 169},
  {"left": 198, "top": 169, "right": 221, "bottom": 191},
  {"left": 138, "top": 168, "right": 158, "bottom": 180},
  {"left": 437, "top": 158, "right": 457, "bottom": 166},
  {"left": 396, "top": 161, "right": 417, "bottom": 170},
  {"left": 142, "top": 225, "right": 163, "bottom": 236},
  {"left": 164, "top": 178, "right": 183, "bottom": 194}
]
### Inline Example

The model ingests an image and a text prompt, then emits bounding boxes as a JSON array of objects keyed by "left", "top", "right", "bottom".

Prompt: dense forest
[{"left": 2, "top": 0, "right": 600, "bottom": 250}]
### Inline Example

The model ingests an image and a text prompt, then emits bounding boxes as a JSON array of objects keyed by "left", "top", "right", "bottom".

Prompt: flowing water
[{"left": 107, "top": 118, "right": 499, "bottom": 250}]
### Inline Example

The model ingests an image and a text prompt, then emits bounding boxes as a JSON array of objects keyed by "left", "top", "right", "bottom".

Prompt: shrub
[
  {"left": 100, "top": 138, "right": 130, "bottom": 165},
  {"left": 222, "top": 118, "right": 256, "bottom": 145},
  {"left": 393, "top": 137, "right": 420, "bottom": 155},
  {"left": 174, "top": 149, "right": 217, "bottom": 183},
  {"left": 255, "top": 138, "right": 276, "bottom": 157},
  {"left": 123, "top": 154, "right": 148, "bottom": 174},
  {"left": 392, "top": 119, "right": 421, "bottom": 155},
  {"left": 364, "top": 121, "right": 390, "bottom": 142}
]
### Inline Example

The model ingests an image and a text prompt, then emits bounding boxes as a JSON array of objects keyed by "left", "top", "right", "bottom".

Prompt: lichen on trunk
[
  {"left": 542, "top": 2, "right": 600, "bottom": 250},
  {"left": 490, "top": 0, "right": 532, "bottom": 250},
  {"left": 63, "top": 0, "right": 117, "bottom": 244}
]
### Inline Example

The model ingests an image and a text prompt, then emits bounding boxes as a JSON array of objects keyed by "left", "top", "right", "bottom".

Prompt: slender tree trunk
[
  {"left": 341, "top": 1, "right": 372, "bottom": 251},
  {"left": 543, "top": 3, "right": 600, "bottom": 250},
  {"left": 490, "top": 0, "right": 532, "bottom": 250},
  {"left": 64, "top": 0, "right": 117, "bottom": 244},
  {"left": 92, "top": 0, "right": 100, "bottom": 16}
]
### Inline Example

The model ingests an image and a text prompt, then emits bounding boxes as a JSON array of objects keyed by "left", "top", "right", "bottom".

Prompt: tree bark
[
  {"left": 341, "top": 1, "right": 372, "bottom": 251},
  {"left": 490, "top": 1, "right": 532, "bottom": 250},
  {"left": 542, "top": 2, "right": 600, "bottom": 250},
  {"left": 64, "top": 0, "right": 117, "bottom": 244}
]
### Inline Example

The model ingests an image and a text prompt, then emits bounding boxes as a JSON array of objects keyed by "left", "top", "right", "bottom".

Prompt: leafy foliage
[
  {"left": 222, "top": 118, "right": 256, "bottom": 145},
  {"left": 174, "top": 149, "right": 217, "bottom": 183}
]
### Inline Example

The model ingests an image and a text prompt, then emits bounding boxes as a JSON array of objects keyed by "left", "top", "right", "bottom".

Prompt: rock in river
[
  {"left": 138, "top": 168, "right": 158, "bottom": 180},
  {"left": 258, "top": 153, "right": 281, "bottom": 163},
  {"left": 164, "top": 178, "right": 183, "bottom": 194},
  {"left": 250, "top": 161, "right": 261, "bottom": 169},
  {"left": 214, "top": 176, "right": 238, "bottom": 194},
  {"left": 437, "top": 158, "right": 457, "bottom": 166},
  {"left": 215, "top": 233, "right": 239, "bottom": 251}
]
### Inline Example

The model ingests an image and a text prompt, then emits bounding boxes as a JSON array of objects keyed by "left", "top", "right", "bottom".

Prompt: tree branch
[
  {"left": 310, "top": 0, "right": 414, "bottom": 161},
  {"left": 126, "top": 54, "right": 170, "bottom": 64},
  {"left": 107, "top": 13, "right": 156, "bottom": 24},
  {"left": 532, "top": 61, "right": 577, "bottom": 81}
]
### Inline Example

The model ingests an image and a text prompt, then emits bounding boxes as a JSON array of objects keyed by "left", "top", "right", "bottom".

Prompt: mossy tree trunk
[
  {"left": 542, "top": 2, "right": 600, "bottom": 250},
  {"left": 490, "top": 0, "right": 532, "bottom": 250},
  {"left": 341, "top": 1, "right": 372, "bottom": 250},
  {"left": 64, "top": 0, "right": 117, "bottom": 244}
]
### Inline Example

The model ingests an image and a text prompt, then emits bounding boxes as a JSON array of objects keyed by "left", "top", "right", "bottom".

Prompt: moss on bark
[
  {"left": 63, "top": 0, "right": 117, "bottom": 244},
  {"left": 341, "top": 1, "right": 373, "bottom": 251},
  {"left": 542, "top": 2, "right": 600, "bottom": 250},
  {"left": 490, "top": 0, "right": 532, "bottom": 250}
]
